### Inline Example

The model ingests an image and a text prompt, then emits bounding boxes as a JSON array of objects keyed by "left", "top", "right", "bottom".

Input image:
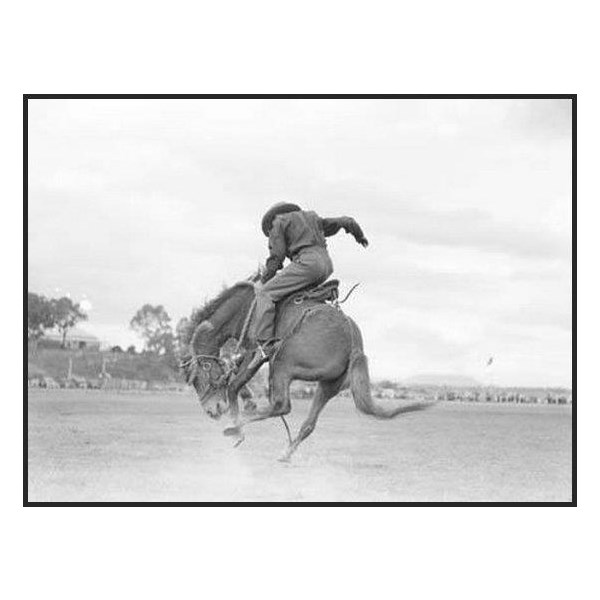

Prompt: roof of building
[{"left": 43, "top": 327, "right": 100, "bottom": 342}]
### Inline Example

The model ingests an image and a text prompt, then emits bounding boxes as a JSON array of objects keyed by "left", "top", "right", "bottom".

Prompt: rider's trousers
[{"left": 252, "top": 246, "right": 333, "bottom": 344}]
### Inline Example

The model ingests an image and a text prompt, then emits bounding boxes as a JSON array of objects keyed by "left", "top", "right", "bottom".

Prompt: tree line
[
  {"left": 28, "top": 292, "right": 190, "bottom": 360},
  {"left": 128, "top": 305, "right": 191, "bottom": 360}
]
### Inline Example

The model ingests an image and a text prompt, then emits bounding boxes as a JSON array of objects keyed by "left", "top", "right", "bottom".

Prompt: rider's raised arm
[
  {"left": 321, "top": 216, "right": 369, "bottom": 247},
  {"left": 262, "top": 216, "right": 287, "bottom": 282}
]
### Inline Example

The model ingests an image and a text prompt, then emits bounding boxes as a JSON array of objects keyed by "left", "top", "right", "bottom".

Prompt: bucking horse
[{"left": 180, "top": 274, "right": 428, "bottom": 461}]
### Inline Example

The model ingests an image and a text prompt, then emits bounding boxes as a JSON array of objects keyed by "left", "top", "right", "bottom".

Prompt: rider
[{"left": 248, "top": 202, "right": 369, "bottom": 369}]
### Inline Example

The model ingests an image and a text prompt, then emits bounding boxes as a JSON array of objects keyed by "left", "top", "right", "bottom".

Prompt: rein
[{"left": 234, "top": 296, "right": 257, "bottom": 354}]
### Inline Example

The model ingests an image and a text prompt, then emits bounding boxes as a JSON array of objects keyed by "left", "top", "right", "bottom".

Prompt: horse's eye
[{"left": 201, "top": 361, "right": 212, "bottom": 371}]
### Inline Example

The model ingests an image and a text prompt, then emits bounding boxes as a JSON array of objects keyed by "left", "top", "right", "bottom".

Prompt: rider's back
[{"left": 272, "top": 210, "right": 328, "bottom": 260}]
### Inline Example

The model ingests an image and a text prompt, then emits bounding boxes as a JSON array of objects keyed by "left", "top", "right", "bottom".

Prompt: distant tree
[
  {"left": 129, "top": 304, "right": 174, "bottom": 356},
  {"left": 111, "top": 345, "right": 124, "bottom": 353},
  {"left": 126, "top": 345, "right": 137, "bottom": 355},
  {"left": 50, "top": 296, "right": 88, "bottom": 348},
  {"left": 157, "top": 331, "right": 175, "bottom": 358},
  {"left": 28, "top": 292, "right": 55, "bottom": 342}
]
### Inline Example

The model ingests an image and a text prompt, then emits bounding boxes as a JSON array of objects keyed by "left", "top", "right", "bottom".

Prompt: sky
[{"left": 27, "top": 98, "right": 572, "bottom": 387}]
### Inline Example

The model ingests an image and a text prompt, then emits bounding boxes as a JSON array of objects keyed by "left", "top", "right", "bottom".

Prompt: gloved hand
[{"left": 358, "top": 237, "right": 369, "bottom": 248}]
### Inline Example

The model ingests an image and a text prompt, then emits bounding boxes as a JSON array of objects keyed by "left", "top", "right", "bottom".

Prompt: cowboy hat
[{"left": 261, "top": 202, "right": 301, "bottom": 236}]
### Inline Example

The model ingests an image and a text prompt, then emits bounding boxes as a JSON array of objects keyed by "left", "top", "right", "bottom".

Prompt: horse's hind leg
[{"left": 279, "top": 381, "right": 338, "bottom": 462}]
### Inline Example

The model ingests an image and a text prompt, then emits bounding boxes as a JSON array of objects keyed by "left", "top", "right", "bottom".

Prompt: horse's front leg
[
  {"left": 224, "top": 368, "right": 291, "bottom": 431},
  {"left": 226, "top": 384, "right": 245, "bottom": 447},
  {"left": 223, "top": 352, "right": 266, "bottom": 445}
]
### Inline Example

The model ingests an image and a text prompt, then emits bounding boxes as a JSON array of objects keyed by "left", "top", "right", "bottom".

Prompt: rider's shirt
[{"left": 264, "top": 211, "right": 367, "bottom": 282}]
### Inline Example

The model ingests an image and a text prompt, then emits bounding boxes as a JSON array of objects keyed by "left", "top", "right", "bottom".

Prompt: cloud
[{"left": 27, "top": 99, "right": 572, "bottom": 386}]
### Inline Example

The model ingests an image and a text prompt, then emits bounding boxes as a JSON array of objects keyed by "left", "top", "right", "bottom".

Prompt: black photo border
[{"left": 23, "top": 94, "right": 577, "bottom": 507}]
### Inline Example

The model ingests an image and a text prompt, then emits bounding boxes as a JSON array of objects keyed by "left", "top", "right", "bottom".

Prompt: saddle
[{"left": 288, "top": 279, "right": 340, "bottom": 305}]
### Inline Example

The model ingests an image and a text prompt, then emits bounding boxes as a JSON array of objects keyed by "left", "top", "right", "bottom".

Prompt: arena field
[{"left": 27, "top": 390, "right": 572, "bottom": 503}]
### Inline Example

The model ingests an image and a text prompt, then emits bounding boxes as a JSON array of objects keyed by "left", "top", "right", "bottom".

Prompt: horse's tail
[{"left": 348, "top": 351, "right": 430, "bottom": 419}]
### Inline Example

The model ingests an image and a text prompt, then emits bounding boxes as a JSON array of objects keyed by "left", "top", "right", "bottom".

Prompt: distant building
[{"left": 38, "top": 327, "right": 101, "bottom": 350}]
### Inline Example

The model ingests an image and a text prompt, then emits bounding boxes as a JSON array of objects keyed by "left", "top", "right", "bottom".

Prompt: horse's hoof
[
  {"left": 278, "top": 452, "right": 292, "bottom": 463},
  {"left": 223, "top": 426, "right": 241, "bottom": 437}
]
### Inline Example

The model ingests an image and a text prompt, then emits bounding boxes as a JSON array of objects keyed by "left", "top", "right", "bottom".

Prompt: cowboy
[{"left": 248, "top": 202, "right": 368, "bottom": 368}]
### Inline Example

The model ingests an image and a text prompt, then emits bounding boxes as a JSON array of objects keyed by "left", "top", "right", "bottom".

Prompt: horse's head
[
  {"left": 181, "top": 353, "right": 231, "bottom": 419},
  {"left": 180, "top": 284, "right": 255, "bottom": 419},
  {"left": 180, "top": 320, "right": 231, "bottom": 420}
]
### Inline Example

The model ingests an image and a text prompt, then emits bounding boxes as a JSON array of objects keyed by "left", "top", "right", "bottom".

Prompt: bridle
[
  {"left": 180, "top": 291, "right": 257, "bottom": 400},
  {"left": 180, "top": 352, "right": 234, "bottom": 401}
]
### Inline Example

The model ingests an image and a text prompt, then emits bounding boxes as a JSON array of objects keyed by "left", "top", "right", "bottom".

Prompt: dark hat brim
[{"left": 261, "top": 202, "right": 301, "bottom": 236}]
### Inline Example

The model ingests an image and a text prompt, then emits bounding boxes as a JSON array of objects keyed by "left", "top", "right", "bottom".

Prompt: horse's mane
[{"left": 181, "top": 273, "right": 259, "bottom": 348}]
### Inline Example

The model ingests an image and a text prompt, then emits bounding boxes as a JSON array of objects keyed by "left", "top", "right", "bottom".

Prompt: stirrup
[
  {"left": 247, "top": 339, "right": 279, "bottom": 369},
  {"left": 246, "top": 345, "right": 269, "bottom": 371}
]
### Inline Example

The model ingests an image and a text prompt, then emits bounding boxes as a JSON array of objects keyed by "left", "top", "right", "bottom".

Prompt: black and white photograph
[{"left": 25, "top": 95, "right": 574, "bottom": 504}]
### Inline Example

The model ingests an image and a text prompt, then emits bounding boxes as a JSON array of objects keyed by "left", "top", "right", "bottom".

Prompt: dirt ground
[{"left": 27, "top": 390, "right": 572, "bottom": 503}]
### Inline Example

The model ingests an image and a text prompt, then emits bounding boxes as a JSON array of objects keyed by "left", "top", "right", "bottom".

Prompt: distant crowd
[
  {"left": 28, "top": 375, "right": 187, "bottom": 393},
  {"left": 28, "top": 375, "right": 572, "bottom": 405},
  {"left": 373, "top": 386, "right": 572, "bottom": 405}
]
